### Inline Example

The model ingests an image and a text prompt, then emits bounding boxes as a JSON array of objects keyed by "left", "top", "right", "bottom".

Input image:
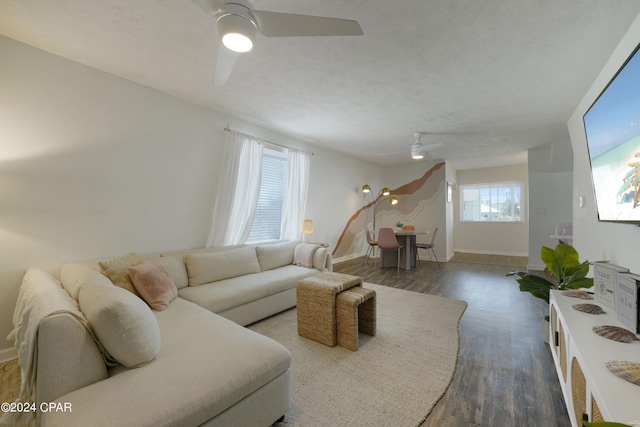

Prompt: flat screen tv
[{"left": 583, "top": 43, "right": 640, "bottom": 224}]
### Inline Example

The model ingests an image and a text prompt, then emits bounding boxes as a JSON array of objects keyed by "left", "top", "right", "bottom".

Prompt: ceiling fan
[
  {"left": 375, "top": 132, "right": 444, "bottom": 161},
  {"left": 191, "top": 0, "right": 363, "bottom": 85},
  {"left": 411, "top": 132, "right": 444, "bottom": 160}
]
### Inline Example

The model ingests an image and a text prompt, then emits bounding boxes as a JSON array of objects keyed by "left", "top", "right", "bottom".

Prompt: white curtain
[
  {"left": 280, "top": 148, "right": 310, "bottom": 240},
  {"left": 207, "top": 131, "right": 263, "bottom": 246}
]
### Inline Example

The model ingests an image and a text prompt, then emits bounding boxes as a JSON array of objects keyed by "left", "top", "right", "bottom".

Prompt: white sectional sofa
[{"left": 4, "top": 240, "right": 331, "bottom": 427}]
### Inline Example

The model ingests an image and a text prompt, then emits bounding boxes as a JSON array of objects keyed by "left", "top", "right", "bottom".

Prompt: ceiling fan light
[
  {"left": 411, "top": 143, "right": 424, "bottom": 159},
  {"left": 218, "top": 12, "right": 257, "bottom": 53},
  {"left": 381, "top": 187, "right": 390, "bottom": 196},
  {"left": 222, "top": 33, "right": 253, "bottom": 52}
]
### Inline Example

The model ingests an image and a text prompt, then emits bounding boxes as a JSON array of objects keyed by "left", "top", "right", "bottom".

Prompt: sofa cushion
[
  {"left": 129, "top": 259, "right": 178, "bottom": 311},
  {"left": 185, "top": 246, "right": 261, "bottom": 286},
  {"left": 313, "top": 247, "right": 330, "bottom": 271},
  {"left": 60, "top": 263, "right": 114, "bottom": 300},
  {"left": 41, "top": 298, "right": 291, "bottom": 427},
  {"left": 255, "top": 240, "right": 298, "bottom": 271},
  {"left": 99, "top": 252, "right": 142, "bottom": 296},
  {"left": 79, "top": 283, "right": 160, "bottom": 368},
  {"left": 179, "top": 265, "right": 318, "bottom": 314},
  {"left": 157, "top": 255, "right": 189, "bottom": 289}
]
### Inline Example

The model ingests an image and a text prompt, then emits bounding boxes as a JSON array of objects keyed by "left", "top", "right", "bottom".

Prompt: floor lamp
[{"left": 362, "top": 184, "right": 398, "bottom": 231}]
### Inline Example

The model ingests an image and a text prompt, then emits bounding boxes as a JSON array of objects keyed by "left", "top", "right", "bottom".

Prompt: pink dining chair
[
  {"left": 377, "top": 227, "right": 404, "bottom": 273},
  {"left": 362, "top": 225, "right": 378, "bottom": 266},
  {"left": 414, "top": 227, "right": 440, "bottom": 269}
]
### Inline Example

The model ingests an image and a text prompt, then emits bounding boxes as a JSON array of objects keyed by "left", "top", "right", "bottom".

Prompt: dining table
[{"left": 380, "top": 229, "right": 429, "bottom": 270}]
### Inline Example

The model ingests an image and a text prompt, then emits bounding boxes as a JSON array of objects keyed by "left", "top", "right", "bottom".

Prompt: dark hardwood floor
[{"left": 333, "top": 253, "right": 571, "bottom": 427}]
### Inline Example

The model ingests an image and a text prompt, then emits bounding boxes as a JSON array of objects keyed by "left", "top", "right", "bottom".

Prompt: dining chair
[
  {"left": 377, "top": 227, "right": 404, "bottom": 273},
  {"left": 415, "top": 227, "right": 440, "bottom": 269},
  {"left": 362, "top": 225, "right": 378, "bottom": 266}
]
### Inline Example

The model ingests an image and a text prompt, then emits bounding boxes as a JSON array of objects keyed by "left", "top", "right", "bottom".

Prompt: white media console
[{"left": 549, "top": 290, "right": 640, "bottom": 426}]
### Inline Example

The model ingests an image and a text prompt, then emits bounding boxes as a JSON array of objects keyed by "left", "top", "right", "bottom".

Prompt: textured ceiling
[{"left": 1, "top": 1, "right": 639, "bottom": 167}]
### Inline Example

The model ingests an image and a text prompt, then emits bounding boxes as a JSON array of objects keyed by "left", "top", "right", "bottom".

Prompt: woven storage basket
[
  {"left": 560, "top": 323, "right": 567, "bottom": 382},
  {"left": 571, "top": 357, "right": 587, "bottom": 425},
  {"left": 591, "top": 395, "right": 603, "bottom": 422},
  {"left": 550, "top": 305, "right": 558, "bottom": 357}
]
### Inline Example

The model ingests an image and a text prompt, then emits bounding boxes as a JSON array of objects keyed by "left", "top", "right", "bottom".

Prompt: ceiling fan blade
[
  {"left": 423, "top": 143, "right": 444, "bottom": 151},
  {"left": 250, "top": 10, "right": 363, "bottom": 37},
  {"left": 191, "top": 0, "right": 224, "bottom": 17},
  {"left": 373, "top": 151, "right": 409, "bottom": 156},
  {"left": 213, "top": 43, "right": 240, "bottom": 86},
  {"left": 423, "top": 151, "right": 437, "bottom": 161}
]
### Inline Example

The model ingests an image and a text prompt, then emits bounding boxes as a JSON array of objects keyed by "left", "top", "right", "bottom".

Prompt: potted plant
[{"left": 506, "top": 243, "right": 594, "bottom": 304}]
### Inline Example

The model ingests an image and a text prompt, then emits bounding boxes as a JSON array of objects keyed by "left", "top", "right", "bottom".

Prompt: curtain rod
[{"left": 224, "top": 127, "right": 314, "bottom": 155}]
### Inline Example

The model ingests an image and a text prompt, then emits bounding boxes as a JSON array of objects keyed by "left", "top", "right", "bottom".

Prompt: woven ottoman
[
  {"left": 296, "top": 272, "right": 363, "bottom": 346},
  {"left": 336, "top": 286, "right": 376, "bottom": 351}
]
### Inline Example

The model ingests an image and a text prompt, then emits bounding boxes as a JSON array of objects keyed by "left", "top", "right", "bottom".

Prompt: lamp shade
[
  {"left": 362, "top": 184, "right": 371, "bottom": 193},
  {"left": 390, "top": 196, "right": 399, "bottom": 205},
  {"left": 302, "top": 219, "right": 314, "bottom": 235},
  {"left": 381, "top": 187, "right": 390, "bottom": 196}
]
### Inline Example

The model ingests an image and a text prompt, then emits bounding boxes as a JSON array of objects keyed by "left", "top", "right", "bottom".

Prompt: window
[
  {"left": 246, "top": 147, "right": 288, "bottom": 242},
  {"left": 460, "top": 181, "right": 523, "bottom": 222}
]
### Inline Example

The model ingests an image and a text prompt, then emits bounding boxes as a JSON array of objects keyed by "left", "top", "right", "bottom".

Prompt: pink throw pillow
[{"left": 128, "top": 259, "right": 178, "bottom": 311}]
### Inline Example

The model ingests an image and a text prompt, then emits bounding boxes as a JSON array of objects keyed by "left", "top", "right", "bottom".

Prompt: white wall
[
  {"left": 454, "top": 164, "right": 529, "bottom": 256},
  {"left": 445, "top": 164, "right": 457, "bottom": 261},
  {"left": 381, "top": 161, "right": 446, "bottom": 261},
  {"left": 0, "top": 36, "right": 378, "bottom": 356},
  {"left": 568, "top": 13, "right": 640, "bottom": 271},
  {"left": 527, "top": 142, "right": 574, "bottom": 270}
]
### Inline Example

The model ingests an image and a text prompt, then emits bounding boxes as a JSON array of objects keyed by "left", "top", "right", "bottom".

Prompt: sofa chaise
[{"left": 2, "top": 240, "right": 331, "bottom": 427}]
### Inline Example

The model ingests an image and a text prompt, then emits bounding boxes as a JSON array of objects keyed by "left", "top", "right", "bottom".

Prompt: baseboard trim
[
  {"left": 333, "top": 251, "right": 368, "bottom": 264},
  {"left": 454, "top": 249, "right": 528, "bottom": 258},
  {"left": 333, "top": 251, "right": 447, "bottom": 264},
  {"left": 0, "top": 347, "right": 17, "bottom": 363}
]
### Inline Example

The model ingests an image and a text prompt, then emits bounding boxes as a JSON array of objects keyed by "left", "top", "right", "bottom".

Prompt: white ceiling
[{"left": 1, "top": 1, "right": 639, "bottom": 168}]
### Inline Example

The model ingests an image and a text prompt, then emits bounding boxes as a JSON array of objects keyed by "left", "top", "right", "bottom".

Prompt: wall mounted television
[{"left": 583, "top": 42, "right": 640, "bottom": 224}]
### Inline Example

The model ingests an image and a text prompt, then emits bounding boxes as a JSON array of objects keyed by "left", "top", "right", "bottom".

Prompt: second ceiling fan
[{"left": 192, "top": 0, "right": 363, "bottom": 85}]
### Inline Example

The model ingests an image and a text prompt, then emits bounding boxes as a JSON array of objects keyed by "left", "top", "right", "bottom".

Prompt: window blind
[{"left": 246, "top": 148, "right": 288, "bottom": 242}]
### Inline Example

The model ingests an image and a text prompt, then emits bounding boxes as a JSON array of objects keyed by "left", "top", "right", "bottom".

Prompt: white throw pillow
[
  {"left": 61, "top": 263, "right": 114, "bottom": 300},
  {"left": 79, "top": 283, "right": 161, "bottom": 368}
]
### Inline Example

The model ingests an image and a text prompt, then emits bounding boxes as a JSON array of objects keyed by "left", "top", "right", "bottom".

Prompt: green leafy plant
[
  {"left": 506, "top": 243, "right": 594, "bottom": 303},
  {"left": 395, "top": 221, "right": 403, "bottom": 228}
]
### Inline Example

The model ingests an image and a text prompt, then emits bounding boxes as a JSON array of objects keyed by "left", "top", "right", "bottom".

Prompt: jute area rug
[{"left": 249, "top": 283, "right": 467, "bottom": 427}]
